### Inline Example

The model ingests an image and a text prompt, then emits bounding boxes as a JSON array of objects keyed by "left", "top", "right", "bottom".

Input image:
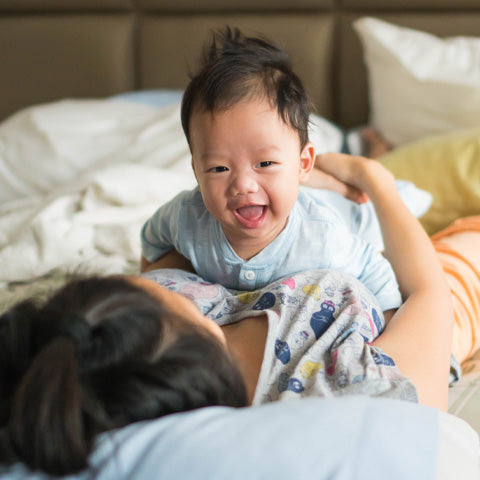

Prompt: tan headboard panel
[
  {"left": 139, "top": 15, "right": 335, "bottom": 119},
  {"left": 0, "top": 15, "right": 135, "bottom": 114},
  {"left": 0, "top": 0, "right": 479, "bottom": 127}
]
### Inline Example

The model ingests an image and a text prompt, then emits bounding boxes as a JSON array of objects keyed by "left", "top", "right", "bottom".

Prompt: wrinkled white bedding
[
  {"left": 0, "top": 99, "right": 431, "bottom": 284},
  {"left": 0, "top": 100, "right": 196, "bottom": 282},
  {"left": 0, "top": 99, "right": 346, "bottom": 282}
]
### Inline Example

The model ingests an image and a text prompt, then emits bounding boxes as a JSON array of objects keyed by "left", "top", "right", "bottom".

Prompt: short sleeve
[
  {"left": 329, "top": 225, "right": 402, "bottom": 311},
  {"left": 140, "top": 194, "right": 183, "bottom": 262}
]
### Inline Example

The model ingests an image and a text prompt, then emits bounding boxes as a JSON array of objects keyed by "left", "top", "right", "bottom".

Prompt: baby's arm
[
  {"left": 329, "top": 222, "right": 401, "bottom": 317},
  {"left": 141, "top": 250, "right": 194, "bottom": 273},
  {"left": 140, "top": 192, "right": 194, "bottom": 273}
]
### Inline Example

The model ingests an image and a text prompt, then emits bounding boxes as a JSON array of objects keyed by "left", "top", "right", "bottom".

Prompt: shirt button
[{"left": 244, "top": 270, "right": 256, "bottom": 280}]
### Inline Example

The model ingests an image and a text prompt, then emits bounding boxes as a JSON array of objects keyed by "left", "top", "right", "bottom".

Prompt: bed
[{"left": 1, "top": 0, "right": 480, "bottom": 478}]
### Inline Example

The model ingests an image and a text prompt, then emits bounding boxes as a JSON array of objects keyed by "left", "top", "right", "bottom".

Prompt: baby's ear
[
  {"left": 191, "top": 158, "right": 200, "bottom": 186},
  {"left": 299, "top": 142, "right": 316, "bottom": 181}
]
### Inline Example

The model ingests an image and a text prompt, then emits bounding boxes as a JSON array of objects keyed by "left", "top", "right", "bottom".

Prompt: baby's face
[{"left": 190, "top": 99, "right": 314, "bottom": 260}]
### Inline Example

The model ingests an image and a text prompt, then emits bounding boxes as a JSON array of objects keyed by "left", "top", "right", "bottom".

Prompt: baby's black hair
[{"left": 181, "top": 26, "right": 311, "bottom": 150}]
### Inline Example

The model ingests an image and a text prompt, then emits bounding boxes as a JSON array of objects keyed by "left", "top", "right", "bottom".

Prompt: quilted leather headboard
[{"left": 0, "top": 0, "right": 479, "bottom": 127}]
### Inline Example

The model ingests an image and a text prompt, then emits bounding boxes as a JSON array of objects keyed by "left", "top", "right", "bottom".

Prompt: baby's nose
[{"left": 230, "top": 171, "right": 259, "bottom": 195}]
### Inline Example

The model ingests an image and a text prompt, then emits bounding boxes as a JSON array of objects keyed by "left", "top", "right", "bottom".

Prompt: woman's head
[{"left": 0, "top": 276, "right": 247, "bottom": 475}]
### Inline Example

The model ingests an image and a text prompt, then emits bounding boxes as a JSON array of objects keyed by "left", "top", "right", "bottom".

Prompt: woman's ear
[{"left": 299, "top": 142, "right": 316, "bottom": 182}]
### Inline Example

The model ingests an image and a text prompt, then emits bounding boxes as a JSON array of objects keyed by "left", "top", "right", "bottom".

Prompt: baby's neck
[
  {"left": 224, "top": 217, "right": 289, "bottom": 261},
  {"left": 229, "top": 238, "right": 270, "bottom": 261}
]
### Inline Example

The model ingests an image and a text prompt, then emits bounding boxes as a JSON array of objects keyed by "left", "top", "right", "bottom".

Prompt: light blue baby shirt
[{"left": 141, "top": 187, "right": 401, "bottom": 311}]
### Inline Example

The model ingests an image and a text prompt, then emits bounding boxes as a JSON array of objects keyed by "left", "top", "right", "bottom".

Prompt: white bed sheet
[
  {"left": 0, "top": 98, "right": 431, "bottom": 283},
  {"left": 0, "top": 100, "right": 195, "bottom": 282}
]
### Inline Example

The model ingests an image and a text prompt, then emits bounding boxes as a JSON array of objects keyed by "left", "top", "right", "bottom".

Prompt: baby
[{"left": 141, "top": 27, "right": 401, "bottom": 315}]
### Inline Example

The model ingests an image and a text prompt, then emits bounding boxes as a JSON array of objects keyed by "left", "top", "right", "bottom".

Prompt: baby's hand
[{"left": 303, "top": 158, "right": 369, "bottom": 204}]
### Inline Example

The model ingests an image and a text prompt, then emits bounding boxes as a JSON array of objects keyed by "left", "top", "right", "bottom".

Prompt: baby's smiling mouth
[{"left": 234, "top": 205, "right": 267, "bottom": 227}]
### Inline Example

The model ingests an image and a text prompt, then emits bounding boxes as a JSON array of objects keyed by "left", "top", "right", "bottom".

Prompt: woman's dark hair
[
  {"left": 181, "top": 26, "right": 311, "bottom": 150},
  {"left": 0, "top": 276, "right": 247, "bottom": 475}
]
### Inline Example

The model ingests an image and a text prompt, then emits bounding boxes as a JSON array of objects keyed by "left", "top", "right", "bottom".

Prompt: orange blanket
[{"left": 431, "top": 216, "right": 480, "bottom": 363}]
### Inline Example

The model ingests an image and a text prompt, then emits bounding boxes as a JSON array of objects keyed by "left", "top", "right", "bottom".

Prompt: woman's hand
[
  {"left": 314, "top": 152, "right": 395, "bottom": 200},
  {"left": 302, "top": 153, "right": 373, "bottom": 204}
]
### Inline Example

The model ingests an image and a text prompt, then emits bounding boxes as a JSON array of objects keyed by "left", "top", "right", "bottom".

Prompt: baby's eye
[
  {"left": 208, "top": 166, "right": 228, "bottom": 173},
  {"left": 256, "top": 161, "right": 274, "bottom": 168}
]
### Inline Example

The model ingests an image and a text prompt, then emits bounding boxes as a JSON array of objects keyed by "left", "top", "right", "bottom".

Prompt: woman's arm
[
  {"left": 315, "top": 153, "right": 454, "bottom": 411},
  {"left": 302, "top": 166, "right": 369, "bottom": 204}
]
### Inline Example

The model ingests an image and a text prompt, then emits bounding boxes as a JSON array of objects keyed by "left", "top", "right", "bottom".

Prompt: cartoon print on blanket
[{"left": 142, "top": 268, "right": 418, "bottom": 405}]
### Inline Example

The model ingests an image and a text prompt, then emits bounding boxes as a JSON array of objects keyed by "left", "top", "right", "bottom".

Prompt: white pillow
[
  {"left": 308, "top": 113, "right": 344, "bottom": 154},
  {"left": 353, "top": 17, "right": 480, "bottom": 147}
]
